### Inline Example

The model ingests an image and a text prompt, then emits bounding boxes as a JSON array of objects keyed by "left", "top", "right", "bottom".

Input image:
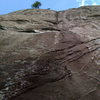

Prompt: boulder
[{"left": 0, "top": 6, "right": 100, "bottom": 100}]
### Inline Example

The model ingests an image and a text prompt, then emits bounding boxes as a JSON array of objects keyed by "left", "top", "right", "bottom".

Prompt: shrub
[{"left": 31, "top": 1, "right": 41, "bottom": 9}]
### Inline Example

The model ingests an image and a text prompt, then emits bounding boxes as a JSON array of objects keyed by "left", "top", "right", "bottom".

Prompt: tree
[{"left": 31, "top": 1, "right": 41, "bottom": 9}]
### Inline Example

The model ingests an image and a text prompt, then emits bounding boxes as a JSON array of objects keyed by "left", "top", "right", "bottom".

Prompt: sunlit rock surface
[{"left": 0, "top": 6, "right": 100, "bottom": 100}]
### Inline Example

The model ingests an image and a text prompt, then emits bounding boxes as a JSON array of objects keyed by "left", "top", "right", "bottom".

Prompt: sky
[{"left": 0, "top": 0, "right": 100, "bottom": 15}]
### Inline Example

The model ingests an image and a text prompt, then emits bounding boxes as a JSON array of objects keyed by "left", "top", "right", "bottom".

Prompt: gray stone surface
[{"left": 0, "top": 6, "right": 100, "bottom": 100}]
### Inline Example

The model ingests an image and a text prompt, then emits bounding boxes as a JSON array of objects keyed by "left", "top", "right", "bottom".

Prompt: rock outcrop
[{"left": 0, "top": 6, "right": 100, "bottom": 100}]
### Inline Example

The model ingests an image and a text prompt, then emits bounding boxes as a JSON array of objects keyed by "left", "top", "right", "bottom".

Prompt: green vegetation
[{"left": 31, "top": 1, "right": 41, "bottom": 9}]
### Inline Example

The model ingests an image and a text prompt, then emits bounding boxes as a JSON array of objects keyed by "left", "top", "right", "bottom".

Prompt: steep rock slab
[{"left": 0, "top": 6, "right": 100, "bottom": 100}]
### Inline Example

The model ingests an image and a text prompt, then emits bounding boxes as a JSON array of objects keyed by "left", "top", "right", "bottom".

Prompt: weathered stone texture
[{"left": 0, "top": 6, "right": 100, "bottom": 100}]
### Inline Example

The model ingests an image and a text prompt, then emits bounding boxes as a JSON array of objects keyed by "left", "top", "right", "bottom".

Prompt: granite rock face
[{"left": 0, "top": 6, "right": 100, "bottom": 100}]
